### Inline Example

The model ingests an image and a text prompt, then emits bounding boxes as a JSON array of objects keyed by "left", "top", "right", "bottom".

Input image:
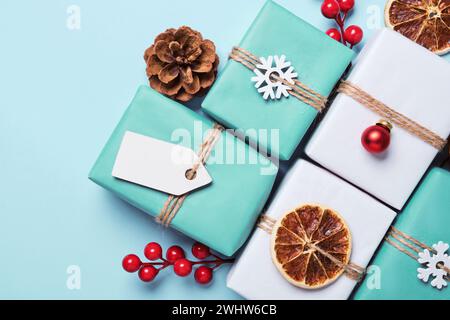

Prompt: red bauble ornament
[
  {"left": 321, "top": 0, "right": 340, "bottom": 19},
  {"left": 138, "top": 265, "right": 159, "bottom": 282},
  {"left": 344, "top": 25, "right": 363, "bottom": 45},
  {"left": 194, "top": 266, "right": 213, "bottom": 285},
  {"left": 166, "top": 245, "right": 185, "bottom": 263},
  {"left": 192, "top": 242, "right": 211, "bottom": 259},
  {"left": 144, "top": 242, "right": 162, "bottom": 261},
  {"left": 361, "top": 121, "right": 392, "bottom": 154},
  {"left": 173, "top": 258, "right": 193, "bottom": 277},
  {"left": 337, "top": 0, "right": 355, "bottom": 12},
  {"left": 326, "top": 28, "right": 342, "bottom": 42},
  {"left": 122, "top": 254, "right": 142, "bottom": 273}
]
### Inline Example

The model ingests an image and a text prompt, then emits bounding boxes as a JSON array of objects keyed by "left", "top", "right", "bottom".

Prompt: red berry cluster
[
  {"left": 321, "top": 0, "right": 363, "bottom": 48},
  {"left": 122, "top": 242, "right": 233, "bottom": 285}
]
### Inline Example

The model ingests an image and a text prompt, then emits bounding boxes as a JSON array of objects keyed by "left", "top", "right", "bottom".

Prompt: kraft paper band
[
  {"left": 229, "top": 47, "right": 327, "bottom": 112},
  {"left": 338, "top": 81, "right": 447, "bottom": 150},
  {"left": 156, "top": 123, "right": 224, "bottom": 227},
  {"left": 258, "top": 214, "right": 365, "bottom": 281},
  {"left": 385, "top": 226, "right": 450, "bottom": 278}
]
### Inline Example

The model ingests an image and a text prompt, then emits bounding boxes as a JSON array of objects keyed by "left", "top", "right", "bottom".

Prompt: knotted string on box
[
  {"left": 229, "top": 47, "right": 327, "bottom": 112},
  {"left": 258, "top": 215, "right": 365, "bottom": 281},
  {"left": 385, "top": 226, "right": 450, "bottom": 279},
  {"left": 156, "top": 123, "right": 224, "bottom": 227},
  {"left": 338, "top": 81, "right": 447, "bottom": 150}
]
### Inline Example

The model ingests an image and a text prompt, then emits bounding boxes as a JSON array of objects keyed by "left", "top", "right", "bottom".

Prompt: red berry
[
  {"left": 337, "top": 0, "right": 354, "bottom": 13},
  {"left": 194, "top": 266, "right": 213, "bottom": 285},
  {"left": 191, "top": 242, "right": 211, "bottom": 259},
  {"left": 122, "top": 254, "right": 142, "bottom": 273},
  {"left": 166, "top": 245, "right": 185, "bottom": 263},
  {"left": 138, "top": 265, "right": 159, "bottom": 282},
  {"left": 321, "top": 0, "right": 340, "bottom": 19},
  {"left": 144, "top": 242, "right": 162, "bottom": 261},
  {"left": 344, "top": 25, "right": 363, "bottom": 45},
  {"left": 326, "top": 28, "right": 341, "bottom": 42},
  {"left": 173, "top": 259, "right": 193, "bottom": 277}
]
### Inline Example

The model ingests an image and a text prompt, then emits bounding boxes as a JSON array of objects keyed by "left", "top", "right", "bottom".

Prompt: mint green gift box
[
  {"left": 354, "top": 168, "right": 450, "bottom": 300},
  {"left": 202, "top": 0, "right": 354, "bottom": 160},
  {"left": 89, "top": 86, "right": 277, "bottom": 256}
]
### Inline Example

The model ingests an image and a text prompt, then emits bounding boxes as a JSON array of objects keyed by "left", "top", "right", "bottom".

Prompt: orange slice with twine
[
  {"left": 385, "top": 0, "right": 450, "bottom": 55},
  {"left": 270, "top": 204, "right": 352, "bottom": 289}
]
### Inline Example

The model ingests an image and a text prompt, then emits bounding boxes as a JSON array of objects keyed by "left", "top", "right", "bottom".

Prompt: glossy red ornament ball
[
  {"left": 361, "top": 123, "right": 391, "bottom": 154},
  {"left": 194, "top": 266, "right": 213, "bottom": 285},
  {"left": 173, "top": 258, "right": 193, "bottom": 277},
  {"left": 344, "top": 25, "right": 363, "bottom": 45},
  {"left": 191, "top": 242, "right": 211, "bottom": 259},
  {"left": 166, "top": 245, "right": 185, "bottom": 263},
  {"left": 138, "top": 265, "right": 159, "bottom": 282},
  {"left": 326, "top": 28, "right": 342, "bottom": 42},
  {"left": 321, "top": 0, "right": 340, "bottom": 19},
  {"left": 337, "top": 0, "right": 355, "bottom": 12},
  {"left": 144, "top": 242, "right": 162, "bottom": 261},
  {"left": 122, "top": 254, "right": 142, "bottom": 273}
]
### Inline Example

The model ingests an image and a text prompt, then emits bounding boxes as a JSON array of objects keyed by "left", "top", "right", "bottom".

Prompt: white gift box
[
  {"left": 305, "top": 28, "right": 450, "bottom": 210},
  {"left": 227, "top": 160, "right": 396, "bottom": 300}
]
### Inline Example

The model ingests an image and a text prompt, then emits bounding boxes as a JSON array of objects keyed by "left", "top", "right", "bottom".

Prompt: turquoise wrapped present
[
  {"left": 89, "top": 86, "right": 277, "bottom": 256},
  {"left": 202, "top": 0, "right": 354, "bottom": 160},
  {"left": 354, "top": 168, "right": 450, "bottom": 300}
]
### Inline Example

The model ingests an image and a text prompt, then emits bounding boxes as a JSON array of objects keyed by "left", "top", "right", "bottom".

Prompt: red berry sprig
[
  {"left": 321, "top": 0, "right": 363, "bottom": 48},
  {"left": 122, "top": 242, "right": 234, "bottom": 285}
]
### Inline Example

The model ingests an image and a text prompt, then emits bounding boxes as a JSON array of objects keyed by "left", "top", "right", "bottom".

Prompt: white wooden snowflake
[
  {"left": 251, "top": 55, "right": 297, "bottom": 100},
  {"left": 417, "top": 241, "right": 450, "bottom": 290}
]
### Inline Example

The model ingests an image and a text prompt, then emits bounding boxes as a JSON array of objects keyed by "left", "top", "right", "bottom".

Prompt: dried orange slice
[
  {"left": 270, "top": 204, "right": 352, "bottom": 289},
  {"left": 385, "top": 0, "right": 450, "bottom": 55}
]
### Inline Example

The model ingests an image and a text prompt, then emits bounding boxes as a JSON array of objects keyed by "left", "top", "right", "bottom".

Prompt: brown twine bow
[
  {"left": 258, "top": 215, "right": 365, "bottom": 281},
  {"left": 338, "top": 81, "right": 447, "bottom": 150},
  {"left": 229, "top": 47, "right": 327, "bottom": 112},
  {"left": 156, "top": 123, "right": 224, "bottom": 227},
  {"left": 385, "top": 226, "right": 450, "bottom": 279}
]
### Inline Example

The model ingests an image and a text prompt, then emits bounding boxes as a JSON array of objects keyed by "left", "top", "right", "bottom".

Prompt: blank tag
[{"left": 112, "top": 131, "right": 212, "bottom": 196}]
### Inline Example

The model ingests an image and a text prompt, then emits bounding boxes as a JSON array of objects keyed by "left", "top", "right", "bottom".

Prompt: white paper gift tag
[{"left": 112, "top": 131, "right": 212, "bottom": 196}]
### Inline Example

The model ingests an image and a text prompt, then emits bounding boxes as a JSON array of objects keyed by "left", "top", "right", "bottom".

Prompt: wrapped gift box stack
[
  {"left": 227, "top": 160, "right": 396, "bottom": 300},
  {"left": 354, "top": 168, "right": 450, "bottom": 300},
  {"left": 89, "top": 86, "right": 277, "bottom": 256},
  {"left": 305, "top": 28, "right": 450, "bottom": 210},
  {"left": 202, "top": 0, "right": 354, "bottom": 160},
  {"left": 90, "top": 0, "right": 450, "bottom": 299}
]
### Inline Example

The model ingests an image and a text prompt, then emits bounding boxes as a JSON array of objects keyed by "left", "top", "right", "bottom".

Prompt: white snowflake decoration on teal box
[
  {"left": 417, "top": 241, "right": 450, "bottom": 290},
  {"left": 251, "top": 55, "right": 297, "bottom": 100}
]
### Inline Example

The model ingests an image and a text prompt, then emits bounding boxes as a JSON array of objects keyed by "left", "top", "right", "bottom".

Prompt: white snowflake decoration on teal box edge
[
  {"left": 251, "top": 55, "right": 297, "bottom": 100},
  {"left": 417, "top": 241, "right": 450, "bottom": 290}
]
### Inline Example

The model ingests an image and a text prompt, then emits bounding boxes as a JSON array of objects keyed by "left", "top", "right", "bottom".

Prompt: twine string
[
  {"left": 156, "top": 124, "right": 224, "bottom": 227},
  {"left": 229, "top": 47, "right": 327, "bottom": 112},
  {"left": 234, "top": 47, "right": 325, "bottom": 102},
  {"left": 310, "top": 243, "right": 365, "bottom": 281},
  {"left": 257, "top": 214, "right": 276, "bottom": 234},
  {"left": 257, "top": 214, "right": 365, "bottom": 281},
  {"left": 385, "top": 226, "right": 450, "bottom": 278},
  {"left": 338, "top": 81, "right": 447, "bottom": 150}
]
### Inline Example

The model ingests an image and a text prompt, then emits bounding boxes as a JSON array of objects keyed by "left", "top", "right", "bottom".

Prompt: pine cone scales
[{"left": 144, "top": 26, "right": 219, "bottom": 102}]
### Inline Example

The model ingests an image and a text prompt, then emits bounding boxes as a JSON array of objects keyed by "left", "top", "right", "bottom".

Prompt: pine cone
[{"left": 144, "top": 26, "right": 219, "bottom": 102}]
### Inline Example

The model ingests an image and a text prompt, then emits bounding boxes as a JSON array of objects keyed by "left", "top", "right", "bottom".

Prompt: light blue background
[{"left": 1, "top": 0, "right": 448, "bottom": 299}]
